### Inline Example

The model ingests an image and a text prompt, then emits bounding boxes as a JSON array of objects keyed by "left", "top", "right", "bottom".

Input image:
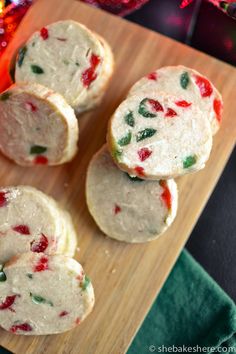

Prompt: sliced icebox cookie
[
  {"left": 107, "top": 91, "right": 213, "bottom": 179},
  {"left": 0, "top": 253, "right": 94, "bottom": 335},
  {"left": 61, "top": 210, "right": 78, "bottom": 257},
  {"left": 15, "top": 20, "right": 113, "bottom": 112},
  {"left": 0, "top": 186, "right": 76, "bottom": 263},
  {"left": 86, "top": 145, "right": 178, "bottom": 243},
  {"left": 75, "top": 33, "right": 114, "bottom": 114},
  {"left": 0, "top": 83, "right": 78, "bottom": 166},
  {"left": 128, "top": 65, "right": 223, "bottom": 135}
]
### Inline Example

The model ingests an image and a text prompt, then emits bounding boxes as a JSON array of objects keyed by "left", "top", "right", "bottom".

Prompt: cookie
[
  {"left": 107, "top": 91, "right": 212, "bottom": 179},
  {"left": 15, "top": 20, "right": 113, "bottom": 112},
  {"left": 0, "top": 83, "right": 78, "bottom": 166},
  {"left": 0, "top": 253, "right": 94, "bottom": 335},
  {"left": 0, "top": 186, "right": 77, "bottom": 263},
  {"left": 86, "top": 145, "right": 178, "bottom": 242},
  {"left": 129, "top": 65, "right": 223, "bottom": 134}
]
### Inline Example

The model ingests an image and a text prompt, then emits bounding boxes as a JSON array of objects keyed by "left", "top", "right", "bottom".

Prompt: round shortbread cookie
[
  {"left": 0, "top": 253, "right": 94, "bottom": 335},
  {"left": 86, "top": 145, "right": 178, "bottom": 242},
  {"left": 0, "top": 83, "right": 78, "bottom": 166},
  {"left": 107, "top": 92, "right": 213, "bottom": 179},
  {"left": 0, "top": 186, "right": 76, "bottom": 263},
  {"left": 15, "top": 20, "right": 113, "bottom": 111},
  {"left": 129, "top": 65, "right": 223, "bottom": 135}
]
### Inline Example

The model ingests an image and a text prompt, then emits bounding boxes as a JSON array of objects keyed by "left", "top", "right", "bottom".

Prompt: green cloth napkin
[{"left": 128, "top": 249, "right": 236, "bottom": 354}]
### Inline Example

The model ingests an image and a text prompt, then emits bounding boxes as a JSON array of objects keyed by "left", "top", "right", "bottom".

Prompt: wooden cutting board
[{"left": 0, "top": 0, "right": 235, "bottom": 353}]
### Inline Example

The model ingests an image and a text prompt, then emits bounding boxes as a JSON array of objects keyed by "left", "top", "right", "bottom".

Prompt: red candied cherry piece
[
  {"left": 33, "top": 255, "right": 49, "bottom": 272},
  {"left": 40, "top": 27, "right": 49, "bottom": 40},
  {"left": 159, "top": 180, "right": 172, "bottom": 210},
  {"left": 175, "top": 100, "right": 192, "bottom": 107},
  {"left": 138, "top": 148, "right": 152, "bottom": 162},
  {"left": 114, "top": 204, "right": 121, "bottom": 215},
  {"left": 194, "top": 75, "right": 213, "bottom": 98},
  {"left": 148, "top": 98, "right": 164, "bottom": 112},
  {"left": 76, "top": 271, "right": 84, "bottom": 282},
  {"left": 146, "top": 72, "right": 157, "bottom": 81},
  {"left": 0, "top": 192, "right": 8, "bottom": 207},
  {"left": 34, "top": 155, "right": 48, "bottom": 165},
  {"left": 134, "top": 166, "right": 145, "bottom": 177},
  {"left": 59, "top": 311, "right": 69, "bottom": 317},
  {"left": 0, "top": 295, "right": 17, "bottom": 310},
  {"left": 25, "top": 102, "right": 37, "bottom": 112},
  {"left": 213, "top": 98, "right": 223, "bottom": 123},
  {"left": 12, "top": 225, "right": 30, "bottom": 235},
  {"left": 31, "top": 234, "right": 49, "bottom": 253},
  {"left": 75, "top": 317, "right": 81, "bottom": 325},
  {"left": 81, "top": 54, "right": 101, "bottom": 88},
  {"left": 10, "top": 323, "right": 32, "bottom": 333},
  {"left": 165, "top": 108, "right": 177, "bottom": 117}
]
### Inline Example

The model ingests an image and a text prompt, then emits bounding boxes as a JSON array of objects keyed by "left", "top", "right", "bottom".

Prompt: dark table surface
[{"left": 127, "top": 0, "right": 236, "bottom": 301}]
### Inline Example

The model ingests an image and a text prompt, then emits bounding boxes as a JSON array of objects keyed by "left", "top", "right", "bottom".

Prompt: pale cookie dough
[
  {"left": 0, "top": 83, "right": 78, "bottom": 166},
  {"left": 15, "top": 20, "right": 114, "bottom": 113},
  {"left": 129, "top": 65, "right": 223, "bottom": 135},
  {"left": 86, "top": 145, "right": 178, "bottom": 242},
  {"left": 0, "top": 186, "right": 77, "bottom": 263},
  {"left": 107, "top": 92, "right": 213, "bottom": 179},
  {"left": 0, "top": 253, "right": 94, "bottom": 335}
]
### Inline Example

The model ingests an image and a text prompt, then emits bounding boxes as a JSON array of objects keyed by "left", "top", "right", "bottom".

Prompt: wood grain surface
[{"left": 0, "top": 0, "right": 235, "bottom": 353}]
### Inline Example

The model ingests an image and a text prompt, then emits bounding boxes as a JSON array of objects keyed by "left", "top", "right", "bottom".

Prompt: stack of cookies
[
  {"left": 0, "top": 186, "right": 94, "bottom": 335},
  {"left": 86, "top": 65, "right": 223, "bottom": 243},
  {"left": 0, "top": 20, "right": 114, "bottom": 166}
]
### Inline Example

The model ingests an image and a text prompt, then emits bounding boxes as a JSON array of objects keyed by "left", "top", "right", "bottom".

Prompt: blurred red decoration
[
  {"left": 81, "top": 0, "right": 150, "bottom": 16},
  {"left": 0, "top": 0, "right": 32, "bottom": 58},
  {"left": 180, "top": 0, "right": 236, "bottom": 19},
  {"left": 180, "top": 0, "right": 193, "bottom": 8}
]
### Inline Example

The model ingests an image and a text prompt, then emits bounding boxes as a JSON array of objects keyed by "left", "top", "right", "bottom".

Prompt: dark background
[{"left": 127, "top": 0, "right": 236, "bottom": 301}]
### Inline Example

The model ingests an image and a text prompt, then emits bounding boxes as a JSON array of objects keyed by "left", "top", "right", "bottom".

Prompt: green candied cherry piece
[
  {"left": 0, "top": 265, "right": 6, "bottom": 282},
  {"left": 26, "top": 273, "right": 33, "bottom": 279},
  {"left": 82, "top": 275, "right": 91, "bottom": 291},
  {"left": 30, "top": 293, "right": 53, "bottom": 306},
  {"left": 125, "top": 173, "right": 144, "bottom": 182},
  {"left": 113, "top": 148, "right": 122, "bottom": 163},
  {"left": 138, "top": 98, "right": 156, "bottom": 118},
  {"left": 180, "top": 72, "right": 190, "bottom": 89},
  {"left": 117, "top": 131, "right": 132, "bottom": 146},
  {"left": 136, "top": 128, "right": 157, "bottom": 142},
  {"left": 31, "top": 65, "right": 44, "bottom": 74},
  {"left": 124, "top": 111, "right": 135, "bottom": 127},
  {"left": 183, "top": 155, "right": 197, "bottom": 169},
  {"left": 30, "top": 145, "right": 47, "bottom": 155},
  {"left": 111, "top": 139, "right": 123, "bottom": 163},
  {"left": 0, "top": 92, "right": 11, "bottom": 101},
  {"left": 17, "top": 46, "right": 27, "bottom": 67}
]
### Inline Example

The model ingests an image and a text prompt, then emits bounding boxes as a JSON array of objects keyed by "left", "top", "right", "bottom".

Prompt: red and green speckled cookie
[
  {"left": 86, "top": 145, "right": 178, "bottom": 242},
  {"left": 0, "top": 186, "right": 77, "bottom": 264},
  {"left": 107, "top": 91, "right": 212, "bottom": 180},
  {"left": 0, "top": 253, "right": 94, "bottom": 335},
  {"left": 128, "top": 65, "right": 223, "bottom": 135},
  {"left": 0, "top": 83, "right": 78, "bottom": 166},
  {"left": 15, "top": 20, "right": 114, "bottom": 114}
]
